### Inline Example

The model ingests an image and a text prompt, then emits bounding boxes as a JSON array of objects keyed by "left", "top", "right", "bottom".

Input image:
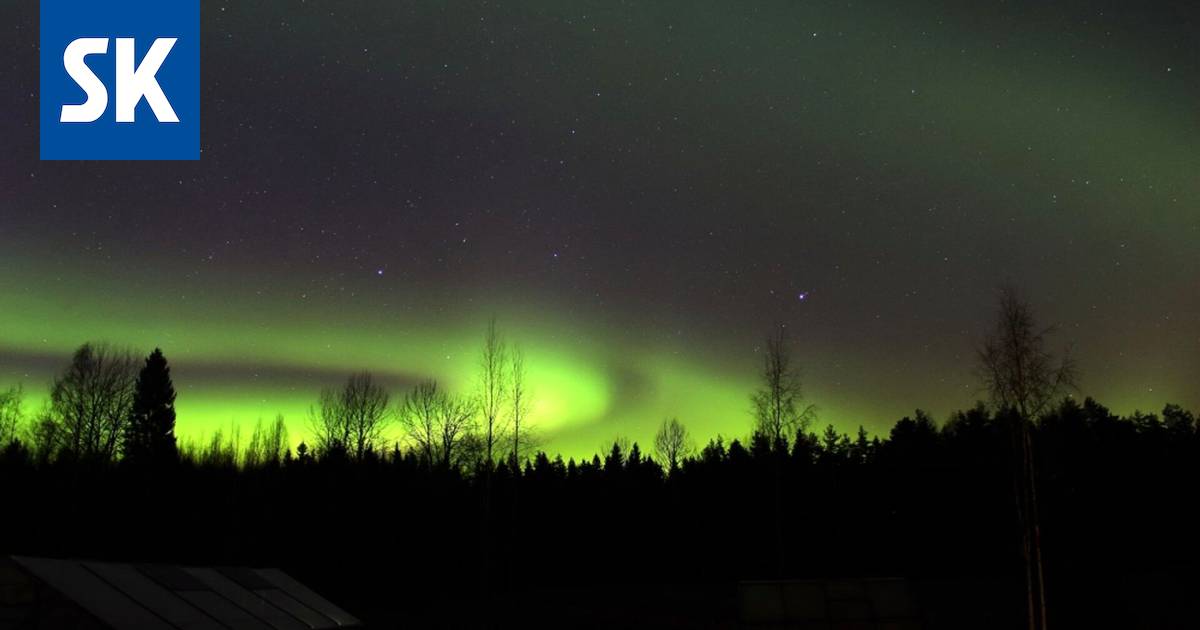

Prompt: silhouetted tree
[
  {"left": 311, "top": 372, "right": 391, "bottom": 461},
  {"left": 399, "top": 380, "right": 440, "bottom": 469},
  {"left": 818, "top": 424, "right": 850, "bottom": 465},
  {"left": 787, "top": 428, "right": 817, "bottom": 465},
  {"left": 399, "top": 380, "right": 475, "bottom": 471},
  {"left": 603, "top": 440, "right": 625, "bottom": 476},
  {"left": 477, "top": 318, "right": 509, "bottom": 470},
  {"left": 295, "top": 441, "right": 311, "bottom": 465},
  {"left": 245, "top": 415, "right": 289, "bottom": 468},
  {"left": 211, "top": 431, "right": 239, "bottom": 468},
  {"left": 123, "top": 348, "right": 178, "bottom": 466},
  {"left": 978, "top": 286, "right": 1077, "bottom": 420},
  {"left": 28, "top": 416, "right": 61, "bottom": 465},
  {"left": 849, "top": 426, "right": 873, "bottom": 464},
  {"left": 508, "top": 344, "right": 533, "bottom": 468},
  {"left": 750, "top": 328, "right": 816, "bottom": 577},
  {"left": 653, "top": 417, "right": 693, "bottom": 473},
  {"left": 1161, "top": 403, "right": 1195, "bottom": 437},
  {"left": 627, "top": 442, "right": 644, "bottom": 468},
  {"left": 881, "top": 411, "right": 940, "bottom": 464},
  {"left": 625, "top": 442, "right": 663, "bottom": 484},
  {"left": 47, "top": 343, "right": 138, "bottom": 462},
  {"left": 474, "top": 320, "right": 510, "bottom": 601},
  {"left": 727, "top": 438, "right": 749, "bottom": 465},
  {"left": 978, "top": 286, "right": 1075, "bottom": 630},
  {"left": 752, "top": 327, "right": 816, "bottom": 445},
  {"left": 700, "top": 436, "right": 727, "bottom": 466},
  {"left": 0, "top": 384, "right": 22, "bottom": 447}
]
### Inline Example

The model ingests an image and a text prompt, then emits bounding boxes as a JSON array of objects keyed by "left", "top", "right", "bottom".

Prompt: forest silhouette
[{"left": 1, "top": 290, "right": 1197, "bottom": 629}]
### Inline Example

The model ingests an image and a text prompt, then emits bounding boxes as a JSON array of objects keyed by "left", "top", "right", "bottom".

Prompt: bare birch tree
[
  {"left": 751, "top": 327, "right": 816, "bottom": 445},
  {"left": 978, "top": 285, "right": 1077, "bottom": 419},
  {"left": 978, "top": 285, "right": 1076, "bottom": 630},
  {"left": 244, "top": 414, "right": 289, "bottom": 468},
  {"left": 654, "top": 417, "right": 693, "bottom": 473},
  {"left": 399, "top": 380, "right": 476, "bottom": 471},
  {"left": 508, "top": 345, "right": 533, "bottom": 469},
  {"left": 48, "top": 343, "right": 138, "bottom": 462},
  {"left": 437, "top": 392, "right": 476, "bottom": 471},
  {"left": 478, "top": 318, "right": 509, "bottom": 470},
  {"left": 310, "top": 372, "right": 391, "bottom": 461},
  {"left": 399, "top": 380, "right": 441, "bottom": 469},
  {"left": 0, "top": 385, "right": 22, "bottom": 446}
]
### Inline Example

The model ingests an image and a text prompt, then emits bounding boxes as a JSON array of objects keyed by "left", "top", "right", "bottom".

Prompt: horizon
[{"left": 0, "top": 310, "right": 1189, "bottom": 460}]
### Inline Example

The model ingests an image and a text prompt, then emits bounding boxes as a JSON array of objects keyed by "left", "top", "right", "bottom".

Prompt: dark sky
[{"left": 1, "top": 1, "right": 1197, "bottom": 455}]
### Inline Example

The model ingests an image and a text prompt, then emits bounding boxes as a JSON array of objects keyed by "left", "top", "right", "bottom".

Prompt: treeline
[
  {"left": 1, "top": 393, "right": 1197, "bottom": 628},
  {"left": 0, "top": 320, "right": 537, "bottom": 472},
  {"left": 1, "top": 289, "right": 1198, "bottom": 627}
]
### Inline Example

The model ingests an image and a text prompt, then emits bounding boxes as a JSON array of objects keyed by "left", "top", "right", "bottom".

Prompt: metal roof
[{"left": 10, "top": 556, "right": 361, "bottom": 630}]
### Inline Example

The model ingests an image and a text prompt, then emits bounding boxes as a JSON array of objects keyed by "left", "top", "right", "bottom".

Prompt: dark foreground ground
[
  {"left": 5, "top": 398, "right": 1199, "bottom": 628},
  {"left": 313, "top": 571, "right": 1200, "bottom": 629}
]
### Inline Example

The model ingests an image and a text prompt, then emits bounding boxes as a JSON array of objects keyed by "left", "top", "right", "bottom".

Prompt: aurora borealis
[{"left": 1, "top": 1, "right": 1197, "bottom": 457}]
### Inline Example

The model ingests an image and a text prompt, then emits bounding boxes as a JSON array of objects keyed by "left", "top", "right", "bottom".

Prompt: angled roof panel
[
  {"left": 12, "top": 556, "right": 361, "bottom": 630},
  {"left": 138, "top": 564, "right": 211, "bottom": 591},
  {"left": 255, "top": 568, "right": 360, "bottom": 628},
  {"left": 12, "top": 556, "right": 176, "bottom": 630},
  {"left": 183, "top": 567, "right": 310, "bottom": 630},
  {"left": 218, "top": 567, "right": 275, "bottom": 590},
  {"left": 256, "top": 588, "right": 338, "bottom": 629},
  {"left": 176, "top": 590, "right": 276, "bottom": 630},
  {"left": 82, "top": 562, "right": 226, "bottom": 630}
]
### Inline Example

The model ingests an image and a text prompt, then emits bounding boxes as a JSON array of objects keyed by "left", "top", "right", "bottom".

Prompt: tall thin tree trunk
[
  {"left": 774, "top": 449, "right": 784, "bottom": 578},
  {"left": 1025, "top": 423, "right": 1048, "bottom": 630},
  {"left": 480, "top": 464, "right": 493, "bottom": 629},
  {"left": 1014, "top": 416, "right": 1047, "bottom": 630}
]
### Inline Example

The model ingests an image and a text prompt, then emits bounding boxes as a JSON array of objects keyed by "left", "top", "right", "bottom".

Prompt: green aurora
[
  {"left": 1, "top": 0, "right": 1197, "bottom": 458},
  {"left": 0, "top": 246, "right": 765, "bottom": 457},
  {"left": 1, "top": 240, "right": 1192, "bottom": 459}
]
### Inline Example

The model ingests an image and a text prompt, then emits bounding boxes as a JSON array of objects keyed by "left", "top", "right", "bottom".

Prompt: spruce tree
[{"left": 124, "top": 348, "right": 178, "bottom": 466}]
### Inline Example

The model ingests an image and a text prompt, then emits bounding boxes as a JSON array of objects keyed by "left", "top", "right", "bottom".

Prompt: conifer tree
[{"left": 124, "top": 348, "right": 178, "bottom": 466}]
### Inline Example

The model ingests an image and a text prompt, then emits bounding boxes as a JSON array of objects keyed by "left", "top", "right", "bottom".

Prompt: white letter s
[{"left": 60, "top": 38, "right": 109, "bottom": 123}]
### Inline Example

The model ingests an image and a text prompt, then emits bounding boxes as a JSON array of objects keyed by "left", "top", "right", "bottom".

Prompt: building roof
[{"left": 8, "top": 556, "right": 361, "bottom": 629}]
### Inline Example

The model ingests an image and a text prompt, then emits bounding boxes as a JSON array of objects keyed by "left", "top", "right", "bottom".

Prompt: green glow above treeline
[
  {"left": 0, "top": 256, "right": 767, "bottom": 458},
  {"left": 0, "top": 246, "right": 1191, "bottom": 459}
]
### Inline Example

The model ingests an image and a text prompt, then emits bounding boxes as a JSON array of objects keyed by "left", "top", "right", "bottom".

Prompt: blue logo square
[{"left": 40, "top": 0, "right": 200, "bottom": 160}]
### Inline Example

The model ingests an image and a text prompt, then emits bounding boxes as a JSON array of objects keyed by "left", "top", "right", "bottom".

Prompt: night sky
[{"left": 1, "top": 1, "right": 1197, "bottom": 457}]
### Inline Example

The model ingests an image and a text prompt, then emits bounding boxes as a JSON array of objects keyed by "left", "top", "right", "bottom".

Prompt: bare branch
[{"left": 751, "top": 327, "right": 816, "bottom": 444}]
